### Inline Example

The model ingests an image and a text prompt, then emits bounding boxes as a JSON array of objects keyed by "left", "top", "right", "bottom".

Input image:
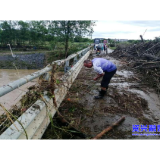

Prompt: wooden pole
[
  {"left": 92, "top": 116, "right": 125, "bottom": 139},
  {"left": 140, "top": 35, "right": 144, "bottom": 44}
]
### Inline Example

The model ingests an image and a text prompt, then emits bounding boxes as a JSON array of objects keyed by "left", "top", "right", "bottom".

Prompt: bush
[
  {"left": 47, "top": 41, "right": 57, "bottom": 51},
  {"left": 110, "top": 44, "right": 115, "bottom": 47},
  {"left": 68, "top": 45, "right": 79, "bottom": 55}
]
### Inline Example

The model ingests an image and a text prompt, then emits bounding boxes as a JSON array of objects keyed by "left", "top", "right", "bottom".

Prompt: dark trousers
[{"left": 101, "top": 69, "right": 117, "bottom": 89}]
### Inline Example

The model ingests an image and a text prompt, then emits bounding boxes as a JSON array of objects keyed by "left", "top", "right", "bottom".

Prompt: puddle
[
  {"left": 110, "top": 82, "right": 138, "bottom": 88},
  {"left": 116, "top": 70, "right": 134, "bottom": 78},
  {"left": 129, "top": 89, "right": 160, "bottom": 123}
]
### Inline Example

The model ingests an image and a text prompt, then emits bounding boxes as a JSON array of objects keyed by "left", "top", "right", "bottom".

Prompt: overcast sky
[{"left": 92, "top": 20, "right": 160, "bottom": 40}]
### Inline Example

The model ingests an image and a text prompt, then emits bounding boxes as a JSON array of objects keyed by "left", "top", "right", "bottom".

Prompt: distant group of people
[{"left": 94, "top": 43, "right": 108, "bottom": 55}]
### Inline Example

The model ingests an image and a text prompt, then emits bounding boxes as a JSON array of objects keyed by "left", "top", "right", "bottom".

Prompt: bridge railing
[{"left": 0, "top": 45, "right": 93, "bottom": 139}]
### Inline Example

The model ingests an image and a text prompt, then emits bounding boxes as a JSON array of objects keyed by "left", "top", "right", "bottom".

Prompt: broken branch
[{"left": 92, "top": 116, "right": 125, "bottom": 139}]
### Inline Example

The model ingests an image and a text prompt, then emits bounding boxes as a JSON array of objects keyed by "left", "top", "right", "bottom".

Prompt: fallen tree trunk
[{"left": 92, "top": 116, "right": 125, "bottom": 139}]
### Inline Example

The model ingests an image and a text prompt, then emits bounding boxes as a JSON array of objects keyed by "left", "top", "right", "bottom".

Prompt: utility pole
[{"left": 115, "top": 38, "right": 116, "bottom": 47}]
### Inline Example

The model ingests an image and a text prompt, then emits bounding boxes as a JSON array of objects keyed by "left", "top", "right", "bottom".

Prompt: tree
[
  {"left": 0, "top": 21, "right": 13, "bottom": 45},
  {"left": 0, "top": 20, "right": 95, "bottom": 52},
  {"left": 74, "top": 36, "right": 83, "bottom": 42},
  {"left": 17, "top": 21, "right": 30, "bottom": 45},
  {"left": 53, "top": 21, "right": 95, "bottom": 58}
]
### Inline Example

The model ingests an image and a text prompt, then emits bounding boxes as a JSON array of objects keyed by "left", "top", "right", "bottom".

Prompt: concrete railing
[{"left": 0, "top": 46, "right": 92, "bottom": 139}]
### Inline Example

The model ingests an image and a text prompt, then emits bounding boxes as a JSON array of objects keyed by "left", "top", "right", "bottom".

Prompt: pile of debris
[
  {"left": 113, "top": 40, "right": 160, "bottom": 60},
  {"left": 111, "top": 40, "right": 160, "bottom": 95}
]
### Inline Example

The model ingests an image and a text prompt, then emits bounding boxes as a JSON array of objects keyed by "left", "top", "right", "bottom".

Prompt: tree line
[{"left": 0, "top": 20, "right": 95, "bottom": 57}]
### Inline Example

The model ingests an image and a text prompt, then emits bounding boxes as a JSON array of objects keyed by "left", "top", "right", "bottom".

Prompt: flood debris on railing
[{"left": 0, "top": 46, "right": 92, "bottom": 138}]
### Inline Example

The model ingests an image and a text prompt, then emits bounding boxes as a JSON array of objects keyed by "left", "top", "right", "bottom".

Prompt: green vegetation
[
  {"left": 45, "top": 42, "right": 89, "bottom": 64},
  {"left": 108, "top": 39, "right": 153, "bottom": 50},
  {"left": 0, "top": 20, "right": 95, "bottom": 58},
  {"left": 109, "top": 46, "right": 116, "bottom": 50}
]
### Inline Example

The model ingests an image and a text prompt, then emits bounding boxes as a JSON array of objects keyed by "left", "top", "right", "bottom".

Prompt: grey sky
[{"left": 92, "top": 20, "right": 160, "bottom": 40}]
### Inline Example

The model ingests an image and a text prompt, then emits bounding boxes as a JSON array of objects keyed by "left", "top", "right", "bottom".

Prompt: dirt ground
[{"left": 42, "top": 50, "right": 160, "bottom": 139}]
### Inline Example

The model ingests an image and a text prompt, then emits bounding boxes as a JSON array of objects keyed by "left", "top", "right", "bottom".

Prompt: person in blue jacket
[{"left": 84, "top": 58, "right": 117, "bottom": 99}]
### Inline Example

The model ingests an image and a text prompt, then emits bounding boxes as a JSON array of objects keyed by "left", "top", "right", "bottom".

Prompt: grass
[{"left": 109, "top": 46, "right": 117, "bottom": 50}]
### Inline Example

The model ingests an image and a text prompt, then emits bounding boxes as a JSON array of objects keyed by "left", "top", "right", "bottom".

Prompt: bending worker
[{"left": 84, "top": 58, "right": 117, "bottom": 99}]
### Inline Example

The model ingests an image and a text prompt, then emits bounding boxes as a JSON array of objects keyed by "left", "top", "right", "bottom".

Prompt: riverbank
[
  {"left": 0, "top": 53, "right": 45, "bottom": 69},
  {"left": 0, "top": 43, "right": 90, "bottom": 69}
]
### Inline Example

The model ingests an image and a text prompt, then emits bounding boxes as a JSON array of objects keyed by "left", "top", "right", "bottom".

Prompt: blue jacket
[{"left": 92, "top": 58, "right": 117, "bottom": 73}]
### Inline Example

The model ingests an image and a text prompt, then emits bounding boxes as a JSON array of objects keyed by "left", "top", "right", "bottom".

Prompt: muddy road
[{"left": 43, "top": 49, "right": 160, "bottom": 139}]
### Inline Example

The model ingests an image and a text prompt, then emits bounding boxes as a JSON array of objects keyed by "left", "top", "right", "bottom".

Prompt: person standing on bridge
[
  {"left": 83, "top": 58, "right": 117, "bottom": 99},
  {"left": 95, "top": 44, "right": 102, "bottom": 55},
  {"left": 104, "top": 44, "right": 108, "bottom": 54}
]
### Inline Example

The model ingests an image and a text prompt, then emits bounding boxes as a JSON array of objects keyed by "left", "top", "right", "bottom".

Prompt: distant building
[
  {"left": 94, "top": 38, "right": 105, "bottom": 40},
  {"left": 94, "top": 38, "right": 129, "bottom": 43},
  {"left": 118, "top": 39, "right": 128, "bottom": 42},
  {"left": 109, "top": 39, "right": 128, "bottom": 42}
]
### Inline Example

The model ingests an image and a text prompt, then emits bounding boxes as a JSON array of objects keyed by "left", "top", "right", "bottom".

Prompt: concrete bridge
[{"left": 0, "top": 46, "right": 112, "bottom": 139}]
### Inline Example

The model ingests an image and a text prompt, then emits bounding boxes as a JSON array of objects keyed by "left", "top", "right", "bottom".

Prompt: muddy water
[{"left": 0, "top": 69, "right": 38, "bottom": 115}]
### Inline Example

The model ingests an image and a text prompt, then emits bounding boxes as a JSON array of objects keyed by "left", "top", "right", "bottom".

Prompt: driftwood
[
  {"left": 111, "top": 40, "right": 160, "bottom": 95},
  {"left": 140, "top": 54, "right": 160, "bottom": 61},
  {"left": 92, "top": 116, "right": 125, "bottom": 139},
  {"left": 113, "top": 41, "right": 160, "bottom": 59}
]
